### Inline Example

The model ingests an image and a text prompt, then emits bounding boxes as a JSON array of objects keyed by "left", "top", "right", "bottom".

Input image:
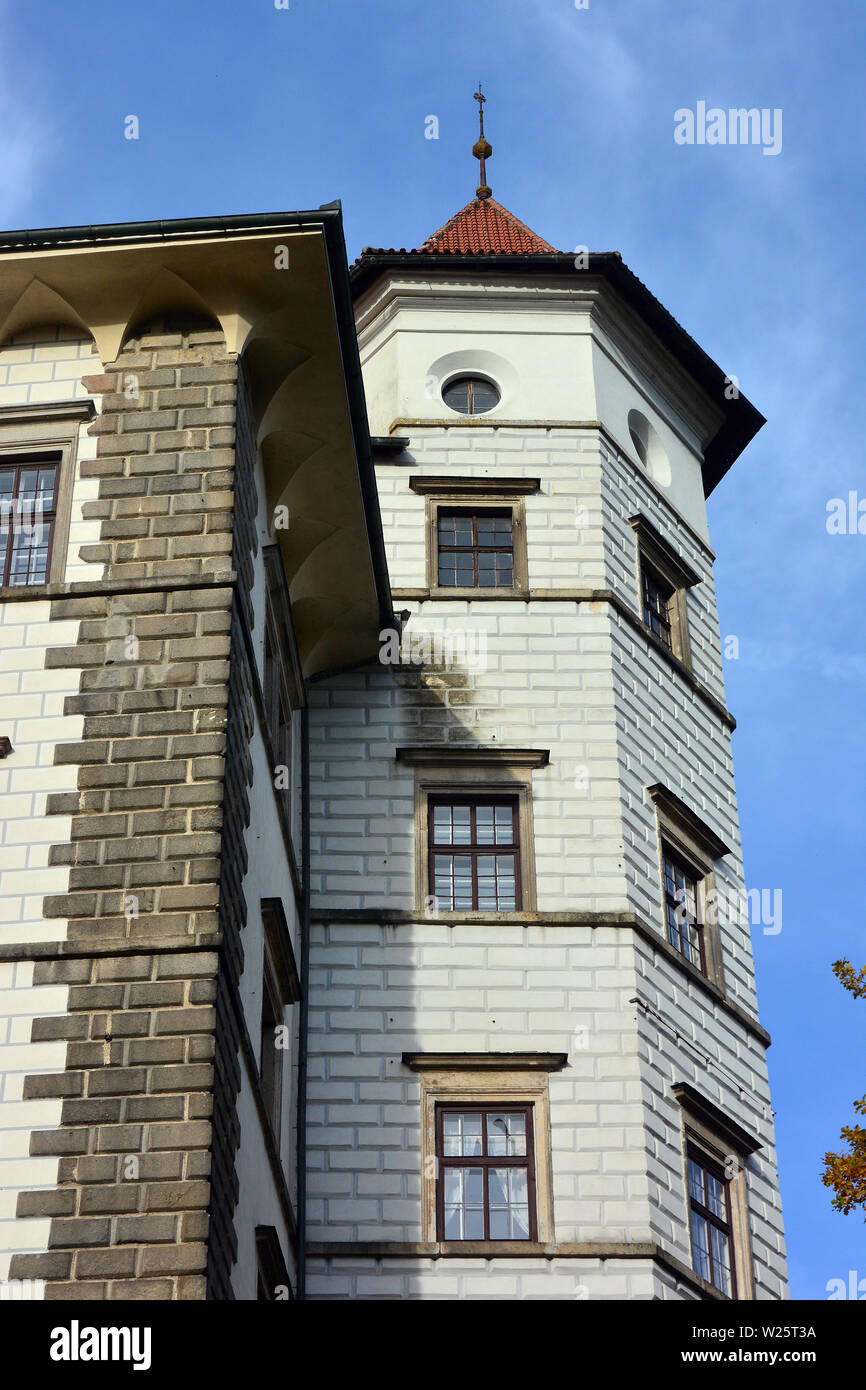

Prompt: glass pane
[
  {"left": 486, "top": 1112, "right": 526, "bottom": 1156},
  {"left": 442, "top": 379, "right": 472, "bottom": 414},
  {"left": 706, "top": 1171, "right": 726, "bottom": 1220},
  {"left": 690, "top": 1211, "right": 711, "bottom": 1283},
  {"left": 432, "top": 804, "right": 471, "bottom": 845},
  {"left": 489, "top": 1167, "right": 529, "bottom": 1239},
  {"left": 470, "top": 380, "right": 500, "bottom": 413},
  {"left": 444, "top": 1167, "right": 484, "bottom": 1239},
  {"left": 433, "top": 854, "right": 473, "bottom": 911},
  {"left": 475, "top": 805, "right": 495, "bottom": 844},
  {"left": 710, "top": 1224, "right": 733, "bottom": 1295},
  {"left": 442, "top": 1112, "right": 482, "bottom": 1157},
  {"left": 494, "top": 804, "right": 514, "bottom": 844},
  {"left": 687, "top": 1157, "right": 705, "bottom": 1207},
  {"left": 476, "top": 854, "right": 516, "bottom": 911}
]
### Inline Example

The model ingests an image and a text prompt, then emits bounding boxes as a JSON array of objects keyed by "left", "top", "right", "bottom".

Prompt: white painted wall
[{"left": 0, "top": 328, "right": 103, "bottom": 1293}]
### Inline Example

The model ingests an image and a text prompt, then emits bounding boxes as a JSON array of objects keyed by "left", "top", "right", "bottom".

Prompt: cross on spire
[{"left": 473, "top": 83, "right": 492, "bottom": 201}]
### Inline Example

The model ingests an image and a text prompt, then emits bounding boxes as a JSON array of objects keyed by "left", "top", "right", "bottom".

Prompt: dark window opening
[
  {"left": 442, "top": 375, "right": 500, "bottom": 416},
  {"left": 438, "top": 509, "right": 513, "bottom": 589},
  {"left": 259, "top": 958, "right": 284, "bottom": 1141},
  {"left": 641, "top": 561, "right": 674, "bottom": 648}
]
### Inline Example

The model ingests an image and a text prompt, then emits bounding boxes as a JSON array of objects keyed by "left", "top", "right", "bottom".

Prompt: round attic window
[{"left": 442, "top": 375, "right": 500, "bottom": 416}]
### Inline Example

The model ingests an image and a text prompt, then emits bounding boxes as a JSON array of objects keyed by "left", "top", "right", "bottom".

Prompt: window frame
[
  {"left": 396, "top": 748, "right": 548, "bottom": 917},
  {"left": 0, "top": 401, "right": 95, "bottom": 589},
  {"left": 673, "top": 1082, "right": 761, "bottom": 1301},
  {"left": 629, "top": 514, "right": 701, "bottom": 669},
  {"left": 441, "top": 374, "right": 501, "bottom": 417},
  {"left": 262, "top": 545, "right": 304, "bottom": 857},
  {"left": 409, "top": 478, "right": 537, "bottom": 598},
  {"left": 259, "top": 897, "right": 302, "bottom": 1150},
  {"left": 436, "top": 507, "right": 515, "bottom": 590},
  {"left": 407, "top": 1056, "right": 562, "bottom": 1248},
  {"left": 686, "top": 1144, "right": 737, "bottom": 1298},
  {"left": 428, "top": 793, "right": 522, "bottom": 912},
  {"left": 647, "top": 784, "right": 730, "bottom": 990},
  {"left": 435, "top": 1101, "right": 538, "bottom": 1243},
  {"left": 0, "top": 454, "right": 60, "bottom": 587}
]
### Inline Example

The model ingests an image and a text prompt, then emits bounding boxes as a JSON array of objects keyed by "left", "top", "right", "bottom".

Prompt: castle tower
[{"left": 303, "top": 110, "right": 788, "bottom": 1300}]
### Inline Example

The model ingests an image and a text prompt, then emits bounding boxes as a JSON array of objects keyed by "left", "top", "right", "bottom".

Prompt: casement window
[
  {"left": 0, "top": 458, "right": 58, "bottom": 586},
  {"left": 429, "top": 796, "right": 520, "bottom": 911},
  {"left": 647, "top": 784, "right": 731, "bottom": 989},
  {"left": 437, "top": 509, "right": 514, "bottom": 589},
  {"left": 396, "top": 747, "right": 548, "bottom": 915},
  {"left": 409, "top": 477, "right": 537, "bottom": 596},
  {"left": 0, "top": 401, "right": 94, "bottom": 588},
  {"left": 629, "top": 514, "right": 700, "bottom": 668},
  {"left": 687, "top": 1147, "right": 736, "bottom": 1296},
  {"left": 641, "top": 559, "right": 675, "bottom": 649},
  {"left": 259, "top": 898, "right": 301, "bottom": 1146},
  {"left": 673, "top": 1082, "right": 761, "bottom": 1300},
  {"left": 404, "top": 1052, "right": 565, "bottom": 1246},
  {"left": 436, "top": 1104, "right": 537, "bottom": 1241},
  {"left": 663, "top": 845, "right": 705, "bottom": 972}
]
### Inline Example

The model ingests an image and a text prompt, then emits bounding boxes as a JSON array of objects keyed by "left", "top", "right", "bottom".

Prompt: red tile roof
[
  {"left": 358, "top": 198, "right": 558, "bottom": 260},
  {"left": 419, "top": 198, "right": 557, "bottom": 255}
]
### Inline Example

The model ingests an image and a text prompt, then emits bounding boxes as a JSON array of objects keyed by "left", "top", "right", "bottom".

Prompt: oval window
[{"left": 442, "top": 375, "right": 500, "bottom": 416}]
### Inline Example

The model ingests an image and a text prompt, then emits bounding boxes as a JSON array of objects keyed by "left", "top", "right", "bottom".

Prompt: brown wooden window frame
[
  {"left": 412, "top": 482, "right": 535, "bottom": 598},
  {"left": 0, "top": 401, "right": 95, "bottom": 590},
  {"left": 435, "top": 1102, "right": 538, "bottom": 1243},
  {"left": 629, "top": 514, "right": 701, "bottom": 670},
  {"left": 428, "top": 794, "right": 522, "bottom": 913},
  {"left": 259, "top": 898, "right": 301, "bottom": 1149},
  {"left": 437, "top": 507, "right": 515, "bottom": 590},
  {"left": 441, "top": 374, "right": 501, "bottom": 416},
  {"left": 262, "top": 546, "right": 304, "bottom": 863},
  {"left": 662, "top": 842, "right": 706, "bottom": 974},
  {"left": 0, "top": 454, "right": 61, "bottom": 587},
  {"left": 648, "top": 783, "right": 731, "bottom": 992},
  {"left": 686, "top": 1144, "right": 737, "bottom": 1298}
]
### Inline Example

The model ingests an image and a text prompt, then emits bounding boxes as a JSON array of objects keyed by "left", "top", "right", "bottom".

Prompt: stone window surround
[
  {"left": 646, "top": 782, "right": 731, "bottom": 991},
  {"left": 672, "top": 1082, "right": 760, "bottom": 1301},
  {"left": 628, "top": 512, "right": 700, "bottom": 670},
  {"left": 395, "top": 747, "right": 549, "bottom": 916},
  {"left": 0, "top": 400, "right": 95, "bottom": 588},
  {"left": 409, "top": 476, "right": 539, "bottom": 597},
  {"left": 403, "top": 1052, "right": 567, "bottom": 1249}
]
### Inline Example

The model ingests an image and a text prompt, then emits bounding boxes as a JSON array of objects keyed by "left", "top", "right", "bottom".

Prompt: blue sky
[{"left": 3, "top": 0, "right": 864, "bottom": 1298}]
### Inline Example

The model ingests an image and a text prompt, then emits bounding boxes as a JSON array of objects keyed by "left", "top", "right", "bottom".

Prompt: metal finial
[{"left": 473, "top": 83, "right": 492, "bottom": 200}]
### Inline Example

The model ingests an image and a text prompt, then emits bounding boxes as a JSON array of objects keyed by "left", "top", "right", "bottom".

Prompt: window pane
[
  {"left": 442, "top": 1112, "right": 483, "bottom": 1157},
  {"left": 486, "top": 1113, "right": 526, "bottom": 1157},
  {"left": 687, "top": 1157, "right": 705, "bottom": 1207},
  {"left": 494, "top": 805, "right": 513, "bottom": 844},
  {"left": 433, "top": 854, "right": 473, "bottom": 911},
  {"left": 710, "top": 1224, "right": 733, "bottom": 1295},
  {"left": 444, "top": 1167, "right": 484, "bottom": 1239},
  {"left": 488, "top": 1167, "right": 530, "bottom": 1239},
  {"left": 475, "top": 805, "right": 495, "bottom": 844},
  {"left": 706, "top": 1170, "right": 726, "bottom": 1220},
  {"left": 690, "top": 1211, "right": 711, "bottom": 1283},
  {"left": 470, "top": 380, "right": 500, "bottom": 412}
]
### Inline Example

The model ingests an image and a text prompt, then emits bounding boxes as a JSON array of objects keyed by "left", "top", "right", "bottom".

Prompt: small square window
[
  {"left": 437, "top": 509, "right": 514, "bottom": 590},
  {"left": 629, "top": 515, "right": 701, "bottom": 668}
]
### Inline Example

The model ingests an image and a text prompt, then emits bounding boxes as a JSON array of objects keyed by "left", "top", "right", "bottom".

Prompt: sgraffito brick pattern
[{"left": 10, "top": 327, "right": 255, "bottom": 1299}]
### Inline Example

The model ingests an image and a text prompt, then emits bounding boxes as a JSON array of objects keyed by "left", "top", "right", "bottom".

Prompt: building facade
[{"left": 0, "top": 191, "right": 787, "bottom": 1300}]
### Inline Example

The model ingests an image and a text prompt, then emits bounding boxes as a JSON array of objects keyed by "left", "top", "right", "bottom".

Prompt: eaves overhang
[
  {"left": 350, "top": 250, "right": 764, "bottom": 496},
  {"left": 0, "top": 206, "right": 393, "bottom": 677}
]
